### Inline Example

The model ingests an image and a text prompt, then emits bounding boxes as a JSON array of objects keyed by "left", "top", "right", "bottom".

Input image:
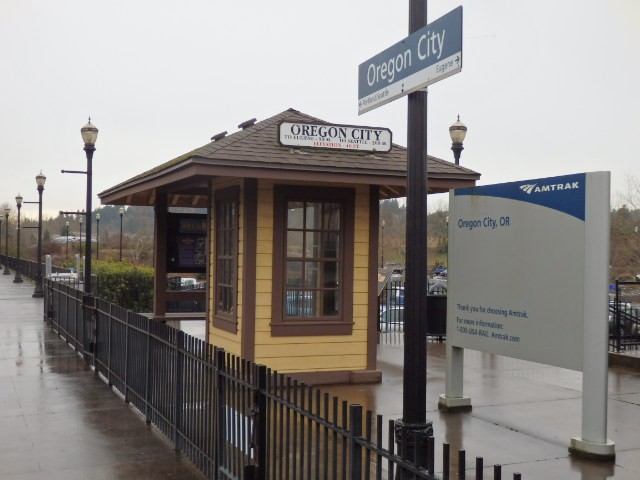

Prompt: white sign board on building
[
  {"left": 278, "top": 121, "right": 392, "bottom": 153},
  {"left": 440, "top": 172, "right": 615, "bottom": 458}
]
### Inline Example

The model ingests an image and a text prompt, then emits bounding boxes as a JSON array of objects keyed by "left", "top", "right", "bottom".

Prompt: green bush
[{"left": 93, "top": 261, "right": 154, "bottom": 313}]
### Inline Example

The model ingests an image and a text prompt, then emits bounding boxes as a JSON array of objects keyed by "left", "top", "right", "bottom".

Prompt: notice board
[{"left": 167, "top": 213, "right": 207, "bottom": 273}]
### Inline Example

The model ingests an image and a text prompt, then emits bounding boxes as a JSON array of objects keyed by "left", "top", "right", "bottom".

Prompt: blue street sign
[{"left": 358, "top": 6, "right": 463, "bottom": 114}]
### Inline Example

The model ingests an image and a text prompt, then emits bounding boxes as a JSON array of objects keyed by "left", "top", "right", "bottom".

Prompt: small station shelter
[{"left": 99, "top": 108, "right": 480, "bottom": 384}]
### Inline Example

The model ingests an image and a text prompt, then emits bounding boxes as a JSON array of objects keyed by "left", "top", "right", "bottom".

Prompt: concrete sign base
[{"left": 569, "top": 437, "right": 616, "bottom": 461}]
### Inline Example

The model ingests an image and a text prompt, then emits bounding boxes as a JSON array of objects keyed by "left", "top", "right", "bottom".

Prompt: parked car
[{"left": 433, "top": 265, "right": 447, "bottom": 275}]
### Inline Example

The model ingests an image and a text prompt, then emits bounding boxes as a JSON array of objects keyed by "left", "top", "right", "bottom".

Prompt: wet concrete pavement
[
  {"left": 325, "top": 338, "right": 640, "bottom": 479},
  {"left": 2, "top": 269, "right": 640, "bottom": 479},
  {"left": 0, "top": 272, "right": 206, "bottom": 479}
]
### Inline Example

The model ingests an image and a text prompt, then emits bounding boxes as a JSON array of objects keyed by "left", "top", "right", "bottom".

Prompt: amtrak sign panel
[
  {"left": 278, "top": 121, "right": 392, "bottom": 152},
  {"left": 447, "top": 172, "right": 610, "bottom": 371}
]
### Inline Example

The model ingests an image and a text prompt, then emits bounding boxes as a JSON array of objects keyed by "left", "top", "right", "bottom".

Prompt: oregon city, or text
[
  {"left": 455, "top": 303, "right": 528, "bottom": 343},
  {"left": 457, "top": 216, "right": 511, "bottom": 231}
]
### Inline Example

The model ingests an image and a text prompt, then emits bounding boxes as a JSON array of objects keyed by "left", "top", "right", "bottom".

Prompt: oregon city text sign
[
  {"left": 358, "top": 6, "right": 462, "bottom": 114},
  {"left": 278, "top": 121, "right": 392, "bottom": 153}
]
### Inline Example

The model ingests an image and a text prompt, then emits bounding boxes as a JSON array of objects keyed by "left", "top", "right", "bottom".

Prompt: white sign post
[{"left": 439, "top": 172, "right": 615, "bottom": 460}]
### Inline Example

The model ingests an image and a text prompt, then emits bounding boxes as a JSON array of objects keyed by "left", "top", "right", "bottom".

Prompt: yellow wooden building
[{"left": 99, "top": 108, "right": 480, "bottom": 384}]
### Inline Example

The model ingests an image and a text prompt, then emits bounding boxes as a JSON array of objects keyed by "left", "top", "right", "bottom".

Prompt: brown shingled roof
[{"left": 99, "top": 108, "right": 480, "bottom": 205}]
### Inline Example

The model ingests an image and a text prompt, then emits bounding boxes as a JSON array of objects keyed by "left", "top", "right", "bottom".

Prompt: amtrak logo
[{"left": 519, "top": 182, "right": 580, "bottom": 195}]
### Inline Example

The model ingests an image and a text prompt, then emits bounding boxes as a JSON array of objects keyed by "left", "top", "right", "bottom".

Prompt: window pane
[
  {"left": 323, "top": 203, "right": 340, "bottom": 230},
  {"left": 305, "top": 231, "right": 321, "bottom": 258},
  {"left": 305, "top": 202, "right": 322, "bottom": 230},
  {"left": 323, "top": 262, "right": 338, "bottom": 288},
  {"left": 287, "top": 202, "right": 304, "bottom": 229},
  {"left": 322, "top": 290, "right": 339, "bottom": 316},
  {"left": 304, "top": 262, "right": 319, "bottom": 288},
  {"left": 304, "top": 290, "right": 318, "bottom": 317},
  {"left": 286, "top": 261, "right": 303, "bottom": 288},
  {"left": 287, "top": 231, "right": 303, "bottom": 257},
  {"left": 286, "top": 290, "right": 304, "bottom": 316},
  {"left": 322, "top": 232, "right": 339, "bottom": 258}
]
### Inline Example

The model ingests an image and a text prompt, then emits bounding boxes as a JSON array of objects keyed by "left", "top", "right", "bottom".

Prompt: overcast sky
[{"left": 2, "top": 0, "right": 638, "bottom": 218}]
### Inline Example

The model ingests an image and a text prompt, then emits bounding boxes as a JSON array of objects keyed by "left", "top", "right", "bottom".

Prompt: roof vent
[
  {"left": 238, "top": 118, "right": 257, "bottom": 130},
  {"left": 211, "top": 131, "right": 228, "bottom": 141}
]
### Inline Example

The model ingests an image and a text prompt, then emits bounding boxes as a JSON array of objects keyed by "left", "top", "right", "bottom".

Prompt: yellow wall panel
[
  {"left": 259, "top": 355, "right": 367, "bottom": 372},
  {"left": 254, "top": 328, "right": 368, "bottom": 344}
]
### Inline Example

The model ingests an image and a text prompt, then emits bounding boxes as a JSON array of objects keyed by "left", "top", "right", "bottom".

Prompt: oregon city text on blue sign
[
  {"left": 358, "top": 6, "right": 462, "bottom": 114},
  {"left": 365, "top": 30, "right": 446, "bottom": 87}
]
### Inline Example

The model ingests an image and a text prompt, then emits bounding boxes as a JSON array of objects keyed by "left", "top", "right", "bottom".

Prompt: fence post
[
  {"left": 255, "top": 365, "right": 268, "bottom": 480},
  {"left": 123, "top": 311, "right": 130, "bottom": 403},
  {"left": 349, "top": 404, "right": 363, "bottom": 480},
  {"left": 173, "top": 330, "right": 184, "bottom": 451},
  {"left": 107, "top": 302, "right": 112, "bottom": 386},
  {"left": 615, "top": 279, "right": 621, "bottom": 352},
  {"left": 214, "top": 348, "right": 226, "bottom": 476},
  {"left": 144, "top": 316, "right": 152, "bottom": 423}
]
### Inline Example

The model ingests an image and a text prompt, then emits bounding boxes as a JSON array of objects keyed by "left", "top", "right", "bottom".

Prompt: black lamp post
[
  {"left": 32, "top": 171, "right": 46, "bottom": 297},
  {"left": 79, "top": 215, "right": 83, "bottom": 257},
  {"left": 95, "top": 212, "right": 100, "bottom": 260},
  {"left": 119, "top": 207, "right": 124, "bottom": 262},
  {"left": 3, "top": 209, "right": 10, "bottom": 275},
  {"left": 65, "top": 221, "right": 70, "bottom": 260},
  {"left": 449, "top": 115, "right": 467, "bottom": 165},
  {"left": 381, "top": 220, "right": 385, "bottom": 268},
  {"left": 81, "top": 119, "right": 98, "bottom": 295},
  {"left": 13, "top": 194, "right": 23, "bottom": 283},
  {"left": 0, "top": 215, "right": 3, "bottom": 271}
]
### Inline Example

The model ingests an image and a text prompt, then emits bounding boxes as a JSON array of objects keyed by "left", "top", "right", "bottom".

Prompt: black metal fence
[
  {"left": 610, "top": 280, "right": 640, "bottom": 353},
  {"left": 42, "top": 278, "right": 521, "bottom": 480},
  {"left": 378, "top": 280, "right": 447, "bottom": 340},
  {"left": 0, "top": 255, "right": 66, "bottom": 279}
]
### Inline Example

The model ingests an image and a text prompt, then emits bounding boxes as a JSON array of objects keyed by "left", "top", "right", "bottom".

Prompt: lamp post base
[
  {"left": 394, "top": 418, "right": 434, "bottom": 476},
  {"left": 3, "top": 267, "right": 11, "bottom": 275},
  {"left": 13, "top": 273, "right": 23, "bottom": 283}
]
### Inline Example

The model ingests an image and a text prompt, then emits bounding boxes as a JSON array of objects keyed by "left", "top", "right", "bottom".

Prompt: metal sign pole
[{"left": 396, "top": 0, "right": 433, "bottom": 472}]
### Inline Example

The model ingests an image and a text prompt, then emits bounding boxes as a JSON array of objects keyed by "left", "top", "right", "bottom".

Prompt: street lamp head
[
  {"left": 36, "top": 170, "right": 46, "bottom": 188},
  {"left": 79, "top": 216, "right": 83, "bottom": 225},
  {"left": 119, "top": 207, "right": 124, "bottom": 217},
  {"left": 4, "top": 208, "right": 9, "bottom": 217},
  {"left": 96, "top": 213, "right": 100, "bottom": 221},
  {"left": 15, "top": 194, "right": 23, "bottom": 207},
  {"left": 81, "top": 118, "right": 99, "bottom": 146},
  {"left": 449, "top": 115, "right": 467, "bottom": 144},
  {"left": 66, "top": 221, "right": 69, "bottom": 227}
]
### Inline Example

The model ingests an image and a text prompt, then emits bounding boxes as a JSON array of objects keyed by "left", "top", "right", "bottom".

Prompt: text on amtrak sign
[{"left": 278, "top": 121, "right": 392, "bottom": 152}]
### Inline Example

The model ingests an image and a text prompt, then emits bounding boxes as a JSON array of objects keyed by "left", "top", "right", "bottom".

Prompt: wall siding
[{"left": 253, "top": 180, "right": 370, "bottom": 373}]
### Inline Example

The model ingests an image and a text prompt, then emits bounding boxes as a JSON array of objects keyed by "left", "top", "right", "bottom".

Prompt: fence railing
[
  {"left": 610, "top": 280, "right": 640, "bottom": 353},
  {"left": 43, "top": 278, "right": 522, "bottom": 480},
  {"left": 0, "top": 254, "right": 67, "bottom": 280},
  {"left": 378, "top": 280, "right": 447, "bottom": 340}
]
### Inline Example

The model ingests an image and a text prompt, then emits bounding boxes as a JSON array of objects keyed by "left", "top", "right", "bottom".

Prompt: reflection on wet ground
[
  {"left": 0, "top": 275, "right": 205, "bottom": 480},
  {"left": 3, "top": 271, "right": 640, "bottom": 479},
  {"left": 325, "top": 335, "right": 640, "bottom": 479}
]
